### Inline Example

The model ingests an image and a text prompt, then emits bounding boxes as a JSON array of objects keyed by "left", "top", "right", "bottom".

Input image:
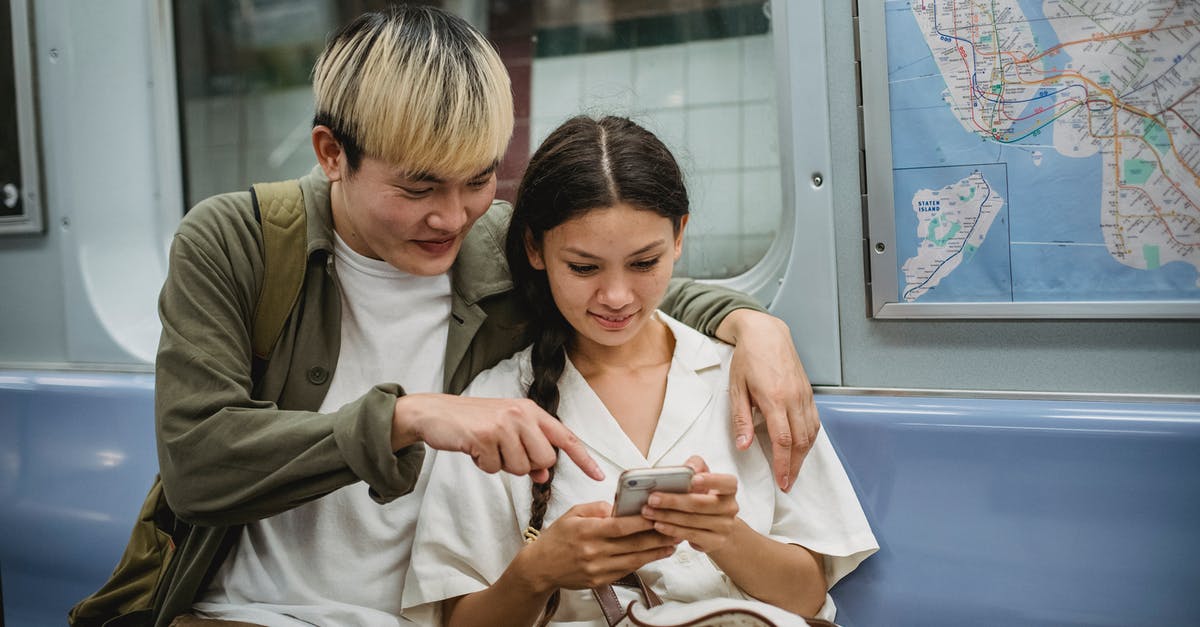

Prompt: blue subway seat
[{"left": 1, "top": 370, "right": 1198, "bottom": 626}]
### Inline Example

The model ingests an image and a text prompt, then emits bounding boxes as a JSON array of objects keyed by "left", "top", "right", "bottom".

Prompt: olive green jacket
[{"left": 150, "top": 166, "right": 763, "bottom": 626}]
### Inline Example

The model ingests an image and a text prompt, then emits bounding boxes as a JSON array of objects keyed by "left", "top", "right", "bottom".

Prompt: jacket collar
[{"left": 297, "top": 165, "right": 513, "bottom": 303}]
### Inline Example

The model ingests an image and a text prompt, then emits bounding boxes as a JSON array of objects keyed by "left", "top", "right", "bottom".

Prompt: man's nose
[{"left": 426, "top": 188, "right": 468, "bottom": 233}]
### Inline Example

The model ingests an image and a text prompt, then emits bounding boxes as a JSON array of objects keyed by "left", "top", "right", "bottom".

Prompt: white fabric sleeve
[
  {"left": 759, "top": 426, "right": 879, "bottom": 588},
  {"left": 401, "top": 357, "right": 533, "bottom": 622},
  {"left": 400, "top": 446, "right": 527, "bottom": 621}
]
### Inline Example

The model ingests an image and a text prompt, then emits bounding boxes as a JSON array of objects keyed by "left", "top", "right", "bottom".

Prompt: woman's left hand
[{"left": 640, "top": 456, "right": 740, "bottom": 554}]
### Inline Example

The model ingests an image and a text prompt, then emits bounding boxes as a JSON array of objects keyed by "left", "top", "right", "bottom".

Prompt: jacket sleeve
[
  {"left": 154, "top": 201, "right": 423, "bottom": 527},
  {"left": 659, "top": 278, "right": 768, "bottom": 338}
]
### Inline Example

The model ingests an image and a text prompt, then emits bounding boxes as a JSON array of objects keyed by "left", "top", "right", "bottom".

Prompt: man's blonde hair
[{"left": 312, "top": 6, "right": 513, "bottom": 178}]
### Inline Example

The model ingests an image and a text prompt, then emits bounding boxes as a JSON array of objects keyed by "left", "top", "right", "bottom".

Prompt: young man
[{"left": 152, "top": 6, "right": 819, "bottom": 626}]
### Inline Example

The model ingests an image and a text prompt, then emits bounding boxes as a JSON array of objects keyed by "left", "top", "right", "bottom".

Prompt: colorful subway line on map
[{"left": 895, "top": 0, "right": 1199, "bottom": 303}]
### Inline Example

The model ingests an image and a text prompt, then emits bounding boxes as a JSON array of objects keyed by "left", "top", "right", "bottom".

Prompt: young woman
[{"left": 403, "top": 117, "right": 876, "bottom": 626}]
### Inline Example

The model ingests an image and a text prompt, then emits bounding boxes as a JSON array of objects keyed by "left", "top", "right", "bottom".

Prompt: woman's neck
[
  {"left": 567, "top": 315, "right": 675, "bottom": 458},
  {"left": 567, "top": 314, "right": 674, "bottom": 377}
]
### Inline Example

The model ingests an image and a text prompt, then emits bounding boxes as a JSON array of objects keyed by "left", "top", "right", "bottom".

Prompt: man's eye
[
  {"left": 467, "top": 178, "right": 489, "bottom": 189},
  {"left": 567, "top": 263, "right": 598, "bottom": 275},
  {"left": 631, "top": 258, "right": 660, "bottom": 271},
  {"left": 400, "top": 186, "right": 433, "bottom": 197}
]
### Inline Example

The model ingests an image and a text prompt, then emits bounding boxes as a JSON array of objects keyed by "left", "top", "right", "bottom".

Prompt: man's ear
[
  {"left": 312, "top": 126, "right": 345, "bottom": 182},
  {"left": 673, "top": 215, "right": 689, "bottom": 261},
  {"left": 524, "top": 229, "right": 546, "bottom": 270}
]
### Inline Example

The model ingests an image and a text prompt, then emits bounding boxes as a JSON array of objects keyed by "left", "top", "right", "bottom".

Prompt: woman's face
[{"left": 528, "top": 203, "right": 686, "bottom": 351}]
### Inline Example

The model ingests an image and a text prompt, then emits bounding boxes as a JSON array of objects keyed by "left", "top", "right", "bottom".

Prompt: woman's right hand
[{"left": 517, "top": 501, "right": 679, "bottom": 592}]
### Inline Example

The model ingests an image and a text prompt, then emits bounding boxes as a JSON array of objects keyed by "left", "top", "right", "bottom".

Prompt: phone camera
[{"left": 626, "top": 480, "right": 639, "bottom": 487}]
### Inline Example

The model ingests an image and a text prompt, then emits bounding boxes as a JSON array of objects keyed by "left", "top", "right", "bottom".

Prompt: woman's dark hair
[{"left": 504, "top": 115, "right": 688, "bottom": 624}]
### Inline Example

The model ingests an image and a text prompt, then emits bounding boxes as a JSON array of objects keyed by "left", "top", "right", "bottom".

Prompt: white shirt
[
  {"left": 403, "top": 313, "right": 878, "bottom": 626},
  {"left": 194, "top": 233, "right": 451, "bottom": 626}
]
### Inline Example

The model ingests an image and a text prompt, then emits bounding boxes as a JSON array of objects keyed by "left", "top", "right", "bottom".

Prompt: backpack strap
[{"left": 249, "top": 180, "right": 308, "bottom": 360}]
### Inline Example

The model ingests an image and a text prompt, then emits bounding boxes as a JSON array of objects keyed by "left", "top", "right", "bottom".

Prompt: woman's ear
[
  {"left": 673, "top": 215, "right": 689, "bottom": 261},
  {"left": 312, "top": 126, "right": 346, "bottom": 182},
  {"left": 524, "top": 229, "right": 546, "bottom": 270}
]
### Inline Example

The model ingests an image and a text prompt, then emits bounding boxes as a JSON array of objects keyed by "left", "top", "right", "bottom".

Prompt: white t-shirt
[
  {"left": 194, "top": 233, "right": 451, "bottom": 626},
  {"left": 402, "top": 312, "right": 878, "bottom": 626}
]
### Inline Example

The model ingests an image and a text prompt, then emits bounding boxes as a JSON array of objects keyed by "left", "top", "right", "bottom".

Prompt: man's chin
[{"left": 391, "top": 243, "right": 460, "bottom": 275}]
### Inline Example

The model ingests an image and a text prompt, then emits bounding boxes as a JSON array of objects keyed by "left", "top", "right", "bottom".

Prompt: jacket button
[{"left": 307, "top": 366, "right": 329, "bottom": 385}]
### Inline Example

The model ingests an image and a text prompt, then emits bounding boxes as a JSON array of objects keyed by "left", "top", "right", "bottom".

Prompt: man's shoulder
[{"left": 176, "top": 190, "right": 258, "bottom": 244}]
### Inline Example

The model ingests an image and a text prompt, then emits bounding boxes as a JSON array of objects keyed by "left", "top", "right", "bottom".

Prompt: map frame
[
  {"left": 0, "top": 0, "right": 44, "bottom": 235},
  {"left": 858, "top": 0, "right": 1200, "bottom": 319}
]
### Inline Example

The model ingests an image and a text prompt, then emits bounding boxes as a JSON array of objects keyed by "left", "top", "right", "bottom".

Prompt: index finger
[
  {"left": 540, "top": 416, "right": 605, "bottom": 481},
  {"left": 604, "top": 513, "right": 658, "bottom": 537},
  {"left": 690, "top": 472, "right": 738, "bottom": 495},
  {"left": 761, "top": 402, "right": 793, "bottom": 492}
]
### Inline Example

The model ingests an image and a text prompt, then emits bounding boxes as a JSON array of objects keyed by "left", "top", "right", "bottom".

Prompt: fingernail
[
  {"left": 736, "top": 435, "right": 749, "bottom": 448},
  {"left": 647, "top": 494, "right": 661, "bottom": 507},
  {"left": 642, "top": 506, "right": 655, "bottom": 518}
]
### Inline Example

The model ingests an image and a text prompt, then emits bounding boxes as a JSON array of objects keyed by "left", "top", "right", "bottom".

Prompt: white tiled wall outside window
[{"left": 531, "top": 35, "right": 782, "bottom": 279}]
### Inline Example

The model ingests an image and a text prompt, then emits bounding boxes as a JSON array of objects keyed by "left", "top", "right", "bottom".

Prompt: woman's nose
[{"left": 596, "top": 273, "right": 634, "bottom": 309}]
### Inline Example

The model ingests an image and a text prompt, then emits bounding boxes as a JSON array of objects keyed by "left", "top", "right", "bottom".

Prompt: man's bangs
[{"left": 354, "top": 35, "right": 513, "bottom": 180}]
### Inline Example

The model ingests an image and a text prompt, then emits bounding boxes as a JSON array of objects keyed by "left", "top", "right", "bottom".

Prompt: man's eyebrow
[
  {"left": 406, "top": 161, "right": 498, "bottom": 184},
  {"left": 471, "top": 161, "right": 499, "bottom": 179}
]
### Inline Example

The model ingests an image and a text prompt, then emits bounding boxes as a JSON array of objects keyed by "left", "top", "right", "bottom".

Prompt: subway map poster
[{"left": 885, "top": 0, "right": 1200, "bottom": 305}]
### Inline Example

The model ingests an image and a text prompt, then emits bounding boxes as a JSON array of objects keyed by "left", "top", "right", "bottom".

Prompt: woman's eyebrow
[{"left": 562, "top": 240, "right": 666, "bottom": 260}]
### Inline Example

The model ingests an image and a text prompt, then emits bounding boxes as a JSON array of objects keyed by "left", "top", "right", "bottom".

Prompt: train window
[
  {"left": 174, "top": 0, "right": 783, "bottom": 280},
  {"left": 1, "top": 0, "right": 42, "bottom": 234}
]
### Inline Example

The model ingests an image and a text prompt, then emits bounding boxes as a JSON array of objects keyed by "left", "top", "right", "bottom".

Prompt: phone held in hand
[{"left": 611, "top": 466, "right": 694, "bottom": 517}]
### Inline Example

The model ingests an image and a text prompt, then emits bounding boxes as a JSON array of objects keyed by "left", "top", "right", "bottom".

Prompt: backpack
[{"left": 67, "top": 180, "right": 308, "bottom": 627}]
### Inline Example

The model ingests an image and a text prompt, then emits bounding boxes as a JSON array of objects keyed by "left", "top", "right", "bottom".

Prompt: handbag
[{"left": 592, "top": 573, "right": 835, "bottom": 627}]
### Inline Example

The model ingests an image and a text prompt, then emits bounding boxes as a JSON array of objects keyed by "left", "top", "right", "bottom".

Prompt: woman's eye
[
  {"left": 567, "top": 263, "right": 598, "bottom": 275},
  {"left": 631, "top": 257, "right": 660, "bottom": 271}
]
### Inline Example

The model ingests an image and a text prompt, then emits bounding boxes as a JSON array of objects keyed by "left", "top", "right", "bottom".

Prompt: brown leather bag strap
[
  {"left": 591, "top": 571, "right": 662, "bottom": 626},
  {"left": 591, "top": 584, "right": 624, "bottom": 627}
]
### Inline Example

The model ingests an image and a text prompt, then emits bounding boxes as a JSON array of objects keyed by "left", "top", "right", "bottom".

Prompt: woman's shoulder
[
  {"left": 656, "top": 310, "right": 735, "bottom": 374},
  {"left": 463, "top": 345, "right": 535, "bottom": 398}
]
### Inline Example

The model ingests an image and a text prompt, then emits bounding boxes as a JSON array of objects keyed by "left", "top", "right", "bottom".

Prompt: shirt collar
[{"left": 556, "top": 311, "right": 724, "bottom": 469}]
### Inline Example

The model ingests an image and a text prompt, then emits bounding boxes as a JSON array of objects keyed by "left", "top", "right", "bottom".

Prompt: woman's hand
[
  {"left": 516, "top": 501, "right": 679, "bottom": 593},
  {"left": 639, "top": 456, "right": 740, "bottom": 554},
  {"left": 717, "top": 309, "right": 820, "bottom": 492}
]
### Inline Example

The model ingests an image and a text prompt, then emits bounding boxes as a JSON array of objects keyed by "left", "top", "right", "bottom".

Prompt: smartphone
[{"left": 611, "top": 466, "right": 695, "bottom": 517}]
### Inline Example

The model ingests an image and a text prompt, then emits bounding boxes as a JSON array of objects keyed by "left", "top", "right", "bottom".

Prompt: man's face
[{"left": 330, "top": 155, "right": 497, "bottom": 276}]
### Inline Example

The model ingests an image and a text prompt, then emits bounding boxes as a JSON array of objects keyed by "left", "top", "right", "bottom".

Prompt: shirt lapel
[
  {"left": 645, "top": 314, "right": 722, "bottom": 465},
  {"left": 555, "top": 313, "right": 725, "bottom": 470},
  {"left": 557, "top": 358, "right": 650, "bottom": 470}
]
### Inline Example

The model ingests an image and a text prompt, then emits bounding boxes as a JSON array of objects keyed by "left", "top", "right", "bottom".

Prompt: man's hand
[
  {"left": 716, "top": 309, "right": 819, "bottom": 492},
  {"left": 391, "top": 394, "right": 604, "bottom": 483}
]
